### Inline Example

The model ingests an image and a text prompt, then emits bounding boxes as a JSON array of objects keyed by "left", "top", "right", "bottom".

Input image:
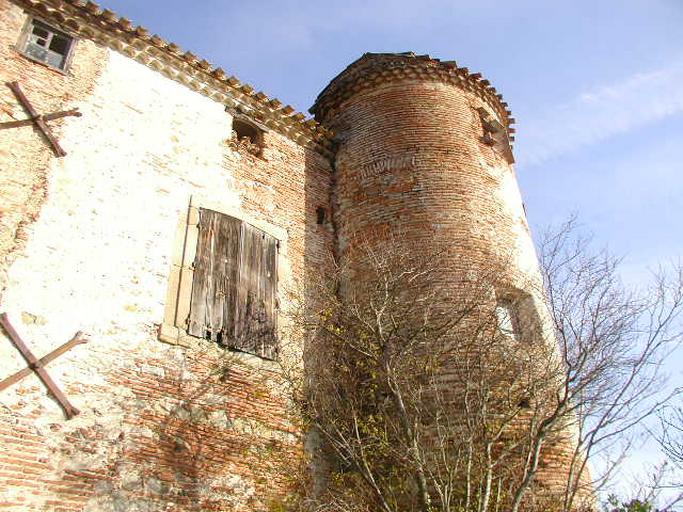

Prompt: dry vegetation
[{"left": 277, "top": 220, "right": 683, "bottom": 512}]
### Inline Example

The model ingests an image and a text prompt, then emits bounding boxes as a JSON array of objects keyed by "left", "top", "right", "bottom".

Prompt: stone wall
[
  {"left": 0, "top": 1, "right": 333, "bottom": 510},
  {"left": 0, "top": 0, "right": 109, "bottom": 296}
]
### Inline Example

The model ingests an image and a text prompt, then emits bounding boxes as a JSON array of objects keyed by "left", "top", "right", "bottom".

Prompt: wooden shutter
[
  {"left": 188, "top": 209, "right": 241, "bottom": 342},
  {"left": 188, "top": 209, "right": 278, "bottom": 359},
  {"left": 234, "top": 222, "right": 278, "bottom": 360}
]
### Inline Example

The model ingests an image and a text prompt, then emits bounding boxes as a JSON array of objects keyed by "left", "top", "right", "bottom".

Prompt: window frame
[
  {"left": 16, "top": 16, "right": 77, "bottom": 73},
  {"left": 159, "top": 197, "right": 287, "bottom": 358}
]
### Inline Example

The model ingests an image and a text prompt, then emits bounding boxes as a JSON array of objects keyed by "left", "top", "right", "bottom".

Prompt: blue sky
[
  {"left": 99, "top": 0, "right": 683, "bottom": 499},
  {"left": 98, "top": 0, "right": 683, "bottom": 271}
]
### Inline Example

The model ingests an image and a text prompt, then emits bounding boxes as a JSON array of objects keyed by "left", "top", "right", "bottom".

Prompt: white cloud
[{"left": 517, "top": 60, "right": 683, "bottom": 167}]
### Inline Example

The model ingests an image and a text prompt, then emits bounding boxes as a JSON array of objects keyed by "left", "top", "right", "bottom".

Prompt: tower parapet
[
  {"left": 312, "top": 52, "right": 515, "bottom": 141},
  {"left": 312, "top": 52, "right": 532, "bottom": 287}
]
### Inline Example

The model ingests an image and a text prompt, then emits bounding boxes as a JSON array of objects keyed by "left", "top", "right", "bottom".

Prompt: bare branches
[
  {"left": 654, "top": 402, "right": 683, "bottom": 507},
  {"left": 536, "top": 219, "right": 683, "bottom": 512},
  {"left": 659, "top": 405, "right": 683, "bottom": 469},
  {"left": 280, "top": 221, "right": 683, "bottom": 512}
]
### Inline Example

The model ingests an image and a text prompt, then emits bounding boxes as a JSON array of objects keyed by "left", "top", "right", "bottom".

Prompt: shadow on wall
[{"left": 57, "top": 343, "right": 304, "bottom": 512}]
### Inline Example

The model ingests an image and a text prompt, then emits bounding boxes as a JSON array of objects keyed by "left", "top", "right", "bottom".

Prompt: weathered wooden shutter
[
  {"left": 234, "top": 223, "right": 278, "bottom": 359},
  {"left": 188, "top": 209, "right": 278, "bottom": 359},
  {"left": 188, "top": 209, "right": 241, "bottom": 342}
]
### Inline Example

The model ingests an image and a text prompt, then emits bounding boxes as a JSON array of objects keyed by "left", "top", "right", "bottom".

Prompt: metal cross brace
[
  {"left": 0, "top": 313, "right": 86, "bottom": 419},
  {"left": 0, "top": 81, "right": 82, "bottom": 157}
]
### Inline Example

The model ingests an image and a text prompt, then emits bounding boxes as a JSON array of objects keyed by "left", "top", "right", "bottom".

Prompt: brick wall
[
  {"left": 315, "top": 56, "right": 588, "bottom": 507},
  {"left": 324, "top": 78, "right": 535, "bottom": 280},
  {"left": 0, "top": 1, "right": 333, "bottom": 510}
]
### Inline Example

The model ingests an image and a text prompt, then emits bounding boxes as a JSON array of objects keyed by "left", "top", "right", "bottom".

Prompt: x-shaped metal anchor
[
  {"left": 0, "top": 313, "right": 87, "bottom": 419},
  {"left": 0, "top": 81, "right": 81, "bottom": 157}
]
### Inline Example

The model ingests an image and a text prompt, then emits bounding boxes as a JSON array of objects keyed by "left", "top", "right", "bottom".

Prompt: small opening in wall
[
  {"left": 230, "top": 118, "right": 264, "bottom": 157},
  {"left": 19, "top": 18, "right": 75, "bottom": 71},
  {"left": 316, "top": 207, "right": 326, "bottom": 225},
  {"left": 233, "top": 119, "right": 262, "bottom": 145},
  {"left": 476, "top": 107, "right": 514, "bottom": 164},
  {"left": 495, "top": 290, "right": 542, "bottom": 344},
  {"left": 481, "top": 131, "right": 496, "bottom": 146},
  {"left": 495, "top": 299, "right": 519, "bottom": 341}
]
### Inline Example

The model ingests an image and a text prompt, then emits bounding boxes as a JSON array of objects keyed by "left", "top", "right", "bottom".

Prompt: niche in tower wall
[
  {"left": 494, "top": 289, "right": 542, "bottom": 345},
  {"left": 188, "top": 209, "right": 279, "bottom": 360}
]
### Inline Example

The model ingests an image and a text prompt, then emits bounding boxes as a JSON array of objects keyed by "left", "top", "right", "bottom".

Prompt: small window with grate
[{"left": 19, "top": 18, "right": 75, "bottom": 71}]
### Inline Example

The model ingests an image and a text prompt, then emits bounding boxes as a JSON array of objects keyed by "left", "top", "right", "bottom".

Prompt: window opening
[
  {"left": 21, "top": 19, "right": 74, "bottom": 71},
  {"left": 316, "top": 207, "right": 326, "bottom": 225},
  {"left": 231, "top": 118, "right": 263, "bottom": 156},
  {"left": 495, "top": 300, "right": 519, "bottom": 340}
]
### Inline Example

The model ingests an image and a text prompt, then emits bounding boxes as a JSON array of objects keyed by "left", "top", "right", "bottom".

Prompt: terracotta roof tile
[
  {"left": 14, "top": 0, "right": 333, "bottom": 155},
  {"left": 311, "top": 52, "right": 514, "bottom": 137}
]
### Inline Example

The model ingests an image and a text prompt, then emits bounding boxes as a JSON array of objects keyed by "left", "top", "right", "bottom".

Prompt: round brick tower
[
  {"left": 311, "top": 53, "right": 589, "bottom": 508},
  {"left": 311, "top": 52, "right": 537, "bottom": 285}
]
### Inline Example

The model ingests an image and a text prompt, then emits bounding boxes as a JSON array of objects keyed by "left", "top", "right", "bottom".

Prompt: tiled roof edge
[
  {"left": 14, "top": 0, "right": 334, "bottom": 156},
  {"left": 311, "top": 52, "right": 516, "bottom": 142}
]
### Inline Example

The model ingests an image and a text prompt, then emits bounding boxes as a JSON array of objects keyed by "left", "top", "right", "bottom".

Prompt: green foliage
[{"left": 606, "top": 495, "right": 657, "bottom": 512}]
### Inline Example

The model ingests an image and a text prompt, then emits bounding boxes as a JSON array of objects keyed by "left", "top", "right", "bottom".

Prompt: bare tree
[
  {"left": 281, "top": 220, "right": 683, "bottom": 512},
  {"left": 532, "top": 219, "right": 683, "bottom": 512},
  {"left": 659, "top": 405, "right": 683, "bottom": 474},
  {"left": 282, "top": 241, "right": 527, "bottom": 511},
  {"left": 603, "top": 458, "right": 683, "bottom": 511},
  {"left": 649, "top": 403, "right": 683, "bottom": 507}
]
